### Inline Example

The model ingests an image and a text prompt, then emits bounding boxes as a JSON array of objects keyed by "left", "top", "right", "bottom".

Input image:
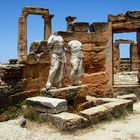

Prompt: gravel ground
[{"left": 0, "top": 102, "right": 140, "bottom": 140}]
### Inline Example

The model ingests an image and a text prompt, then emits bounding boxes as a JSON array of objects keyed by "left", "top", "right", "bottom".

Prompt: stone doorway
[
  {"left": 17, "top": 7, "right": 54, "bottom": 63},
  {"left": 108, "top": 11, "right": 140, "bottom": 86},
  {"left": 113, "top": 33, "right": 139, "bottom": 85}
]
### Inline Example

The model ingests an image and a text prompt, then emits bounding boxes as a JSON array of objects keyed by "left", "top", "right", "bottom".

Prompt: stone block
[
  {"left": 82, "top": 72, "right": 109, "bottom": 85},
  {"left": 22, "top": 64, "right": 39, "bottom": 79},
  {"left": 26, "top": 96, "right": 68, "bottom": 113},
  {"left": 80, "top": 98, "right": 133, "bottom": 123},
  {"left": 103, "top": 100, "right": 133, "bottom": 116},
  {"left": 85, "top": 84, "right": 107, "bottom": 97},
  {"left": 83, "top": 52, "right": 106, "bottom": 73},
  {"left": 70, "top": 22, "right": 89, "bottom": 32},
  {"left": 108, "top": 14, "right": 126, "bottom": 23},
  {"left": 26, "top": 53, "right": 38, "bottom": 64},
  {"left": 80, "top": 105, "right": 111, "bottom": 123},
  {"left": 117, "top": 94, "right": 137, "bottom": 103},
  {"left": 29, "top": 40, "right": 48, "bottom": 54},
  {"left": 82, "top": 44, "right": 105, "bottom": 53},
  {"left": 90, "top": 22, "right": 110, "bottom": 32},
  {"left": 0, "top": 80, "right": 25, "bottom": 97},
  {"left": 22, "top": 7, "right": 49, "bottom": 15},
  {"left": 41, "top": 85, "right": 88, "bottom": 101},
  {"left": 0, "top": 64, "right": 24, "bottom": 80},
  {"left": 38, "top": 51, "right": 50, "bottom": 64},
  {"left": 45, "top": 112, "right": 89, "bottom": 130},
  {"left": 126, "top": 11, "right": 140, "bottom": 21}
]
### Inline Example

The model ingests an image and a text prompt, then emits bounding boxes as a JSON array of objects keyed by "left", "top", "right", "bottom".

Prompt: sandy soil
[{"left": 0, "top": 102, "right": 140, "bottom": 140}]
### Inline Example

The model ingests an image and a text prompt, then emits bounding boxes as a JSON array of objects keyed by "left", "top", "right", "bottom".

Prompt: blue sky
[{"left": 0, "top": 0, "right": 140, "bottom": 63}]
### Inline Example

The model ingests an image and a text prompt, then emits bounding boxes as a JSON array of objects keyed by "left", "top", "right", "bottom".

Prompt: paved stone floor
[{"left": 114, "top": 71, "right": 139, "bottom": 85}]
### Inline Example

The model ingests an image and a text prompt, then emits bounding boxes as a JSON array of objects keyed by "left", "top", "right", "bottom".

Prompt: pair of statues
[{"left": 45, "top": 33, "right": 84, "bottom": 90}]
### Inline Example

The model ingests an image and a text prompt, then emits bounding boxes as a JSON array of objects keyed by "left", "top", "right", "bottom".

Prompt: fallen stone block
[
  {"left": 117, "top": 94, "right": 137, "bottom": 103},
  {"left": 26, "top": 96, "right": 67, "bottom": 114},
  {"left": 43, "top": 112, "right": 89, "bottom": 131}
]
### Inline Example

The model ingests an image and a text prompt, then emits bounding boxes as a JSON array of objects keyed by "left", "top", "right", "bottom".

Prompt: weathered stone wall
[
  {"left": 21, "top": 22, "right": 112, "bottom": 98},
  {"left": 109, "top": 11, "right": 140, "bottom": 72},
  {"left": 131, "top": 43, "right": 140, "bottom": 71},
  {"left": 113, "top": 42, "right": 120, "bottom": 73},
  {"left": 0, "top": 64, "right": 28, "bottom": 108},
  {"left": 57, "top": 22, "right": 112, "bottom": 97},
  {"left": 0, "top": 21, "right": 112, "bottom": 108}
]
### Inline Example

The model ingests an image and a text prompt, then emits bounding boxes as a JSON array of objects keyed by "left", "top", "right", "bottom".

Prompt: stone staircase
[{"left": 25, "top": 85, "right": 136, "bottom": 131}]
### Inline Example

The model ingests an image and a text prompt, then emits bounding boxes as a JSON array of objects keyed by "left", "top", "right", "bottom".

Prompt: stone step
[
  {"left": 42, "top": 112, "right": 89, "bottom": 131},
  {"left": 117, "top": 94, "right": 137, "bottom": 102},
  {"left": 26, "top": 96, "right": 68, "bottom": 114},
  {"left": 40, "top": 85, "right": 88, "bottom": 100},
  {"left": 80, "top": 98, "right": 133, "bottom": 124},
  {"left": 113, "top": 85, "right": 140, "bottom": 99},
  {"left": 80, "top": 104, "right": 111, "bottom": 123}
]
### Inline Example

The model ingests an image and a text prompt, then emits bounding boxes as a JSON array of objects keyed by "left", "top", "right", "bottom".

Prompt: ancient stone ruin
[
  {"left": 0, "top": 7, "right": 139, "bottom": 130},
  {"left": 113, "top": 39, "right": 138, "bottom": 73}
]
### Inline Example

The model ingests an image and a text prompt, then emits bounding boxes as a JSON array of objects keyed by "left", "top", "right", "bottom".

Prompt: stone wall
[
  {"left": 0, "top": 22, "right": 112, "bottom": 108},
  {"left": 21, "top": 22, "right": 112, "bottom": 98},
  {"left": 109, "top": 11, "right": 140, "bottom": 72},
  {"left": 56, "top": 22, "right": 112, "bottom": 97},
  {"left": 131, "top": 43, "right": 140, "bottom": 71}
]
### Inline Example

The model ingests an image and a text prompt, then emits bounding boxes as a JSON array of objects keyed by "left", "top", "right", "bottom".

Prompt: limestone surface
[
  {"left": 46, "top": 112, "right": 89, "bottom": 131},
  {"left": 41, "top": 85, "right": 88, "bottom": 100},
  {"left": 26, "top": 96, "right": 68, "bottom": 113},
  {"left": 117, "top": 94, "right": 137, "bottom": 102}
]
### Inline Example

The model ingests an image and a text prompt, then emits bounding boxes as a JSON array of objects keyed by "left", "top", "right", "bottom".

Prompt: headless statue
[
  {"left": 68, "top": 40, "right": 84, "bottom": 86},
  {"left": 46, "top": 33, "right": 66, "bottom": 89}
]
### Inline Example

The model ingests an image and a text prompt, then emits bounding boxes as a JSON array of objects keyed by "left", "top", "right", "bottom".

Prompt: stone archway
[{"left": 18, "top": 7, "right": 54, "bottom": 63}]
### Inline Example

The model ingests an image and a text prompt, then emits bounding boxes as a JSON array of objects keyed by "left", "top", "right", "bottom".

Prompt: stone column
[
  {"left": 43, "top": 14, "right": 54, "bottom": 40},
  {"left": 18, "top": 13, "right": 28, "bottom": 63}
]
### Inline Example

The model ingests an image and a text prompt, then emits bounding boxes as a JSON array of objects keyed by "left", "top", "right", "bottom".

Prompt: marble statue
[
  {"left": 68, "top": 40, "right": 84, "bottom": 86},
  {"left": 45, "top": 33, "right": 66, "bottom": 89}
]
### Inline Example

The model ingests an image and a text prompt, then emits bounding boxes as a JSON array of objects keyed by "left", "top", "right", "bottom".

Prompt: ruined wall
[
  {"left": 131, "top": 43, "right": 140, "bottom": 70},
  {"left": 113, "top": 42, "right": 120, "bottom": 73},
  {"left": 56, "top": 22, "right": 112, "bottom": 97},
  {"left": 0, "top": 21, "right": 112, "bottom": 108},
  {"left": 21, "top": 22, "right": 112, "bottom": 99},
  {"left": 109, "top": 11, "right": 140, "bottom": 72}
]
